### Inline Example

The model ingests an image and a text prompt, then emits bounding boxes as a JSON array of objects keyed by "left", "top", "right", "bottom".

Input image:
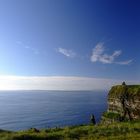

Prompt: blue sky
[{"left": 0, "top": 0, "right": 140, "bottom": 90}]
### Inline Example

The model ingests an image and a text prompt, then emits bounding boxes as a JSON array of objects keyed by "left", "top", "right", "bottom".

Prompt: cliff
[{"left": 102, "top": 84, "right": 140, "bottom": 123}]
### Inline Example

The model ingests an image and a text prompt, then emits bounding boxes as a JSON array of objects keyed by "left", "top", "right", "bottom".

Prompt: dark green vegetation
[
  {"left": 108, "top": 85, "right": 140, "bottom": 98},
  {"left": 102, "top": 112, "right": 121, "bottom": 120},
  {"left": 0, "top": 121, "right": 140, "bottom": 140}
]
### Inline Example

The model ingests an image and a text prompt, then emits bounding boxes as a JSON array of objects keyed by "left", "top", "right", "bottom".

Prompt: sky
[{"left": 0, "top": 0, "right": 140, "bottom": 90}]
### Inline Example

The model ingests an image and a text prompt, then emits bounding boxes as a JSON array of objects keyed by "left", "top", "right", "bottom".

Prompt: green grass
[
  {"left": 103, "top": 112, "right": 121, "bottom": 119},
  {"left": 0, "top": 121, "right": 140, "bottom": 140},
  {"left": 108, "top": 85, "right": 140, "bottom": 98}
]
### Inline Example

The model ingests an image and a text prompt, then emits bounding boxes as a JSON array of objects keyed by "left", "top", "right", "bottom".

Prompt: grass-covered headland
[{"left": 0, "top": 121, "right": 140, "bottom": 140}]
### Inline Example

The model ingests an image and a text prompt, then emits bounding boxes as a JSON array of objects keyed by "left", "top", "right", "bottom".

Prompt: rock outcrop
[{"left": 101, "top": 84, "right": 140, "bottom": 123}]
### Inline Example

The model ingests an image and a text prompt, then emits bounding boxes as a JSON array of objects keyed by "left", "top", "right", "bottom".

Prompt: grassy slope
[
  {"left": 108, "top": 85, "right": 140, "bottom": 98},
  {"left": 0, "top": 121, "right": 140, "bottom": 140}
]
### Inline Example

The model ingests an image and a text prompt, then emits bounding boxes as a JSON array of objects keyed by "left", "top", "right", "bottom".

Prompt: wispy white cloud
[
  {"left": 0, "top": 75, "right": 139, "bottom": 91},
  {"left": 16, "top": 41, "right": 39, "bottom": 55},
  {"left": 58, "top": 47, "right": 76, "bottom": 58},
  {"left": 91, "top": 43, "right": 133, "bottom": 65},
  {"left": 115, "top": 60, "right": 133, "bottom": 65}
]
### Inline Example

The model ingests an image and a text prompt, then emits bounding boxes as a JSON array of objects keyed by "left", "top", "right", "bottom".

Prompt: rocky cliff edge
[{"left": 101, "top": 84, "right": 140, "bottom": 123}]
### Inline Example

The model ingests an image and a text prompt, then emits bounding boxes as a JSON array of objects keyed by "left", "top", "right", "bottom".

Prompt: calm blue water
[{"left": 0, "top": 91, "right": 107, "bottom": 131}]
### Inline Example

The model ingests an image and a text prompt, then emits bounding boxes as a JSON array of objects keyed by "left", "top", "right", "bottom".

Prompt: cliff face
[{"left": 102, "top": 85, "right": 140, "bottom": 123}]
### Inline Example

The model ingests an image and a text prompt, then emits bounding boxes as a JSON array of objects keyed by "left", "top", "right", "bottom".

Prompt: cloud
[
  {"left": 0, "top": 75, "right": 139, "bottom": 91},
  {"left": 91, "top": 43, "right": 132, "bottom": 65},
  {"left": 115, "top": 60, "right": 133, "bottom": 65},
  {"left": 58, "top": 47, "right": 76, "bottom": 58}
]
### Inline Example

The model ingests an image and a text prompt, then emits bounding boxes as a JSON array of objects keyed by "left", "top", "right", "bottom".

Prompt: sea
[{"left": 0, "top": 90, "right": 108, "bottom": 131}]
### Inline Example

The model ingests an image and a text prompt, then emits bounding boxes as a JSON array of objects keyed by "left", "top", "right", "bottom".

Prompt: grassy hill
[
  {"left": 0, "top": 121, "right": 140, "bottom": 140},
  {"left": 108, "top": 85, "right": 140, "bottom": 98}
]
